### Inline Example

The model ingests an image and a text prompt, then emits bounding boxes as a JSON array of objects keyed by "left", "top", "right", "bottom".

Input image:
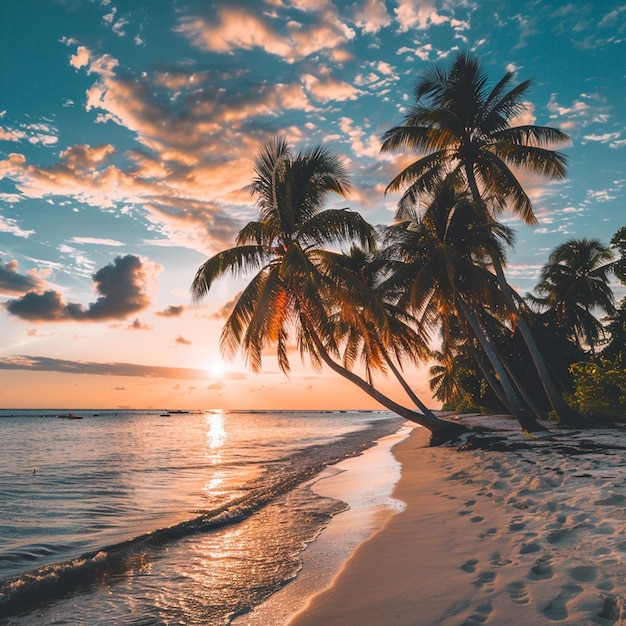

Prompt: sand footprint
[
  {"left": 473, "top": 570, "right": 497, "bottom": 592},
  {"left": 490, "top": 551, "right": 512, "bottom": 567},
  {"left": 506, "top": 580, "right": 530, "bottom": 605},
  {"left": 544, "top": 583, "right": 583, "bottom": 621},
  {"left": 461, "top": 558, "right": 479, "bottom": 573},
  {"left": 547, "top": 523, "right": 593, "bottom": 546},
  {"left": 569, "top": 565, "right": 597, "bottom": 583},
  {"left": 529, "top": 554, "right": 554, "bottom": 580},
  {"left": 461, "top": 602, "right": 493, "bottom": 625}
]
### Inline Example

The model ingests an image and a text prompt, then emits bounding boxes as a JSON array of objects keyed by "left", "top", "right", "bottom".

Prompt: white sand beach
[{"left": 284, "top": 416, "right": 626, "bottom": 626}]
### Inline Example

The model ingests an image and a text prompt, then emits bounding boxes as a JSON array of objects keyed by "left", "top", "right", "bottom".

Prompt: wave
[{"left": 0, "top": 417, "right": 403, "bottom": 621}]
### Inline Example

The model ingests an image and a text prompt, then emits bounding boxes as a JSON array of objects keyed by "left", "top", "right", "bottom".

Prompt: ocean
[{"left": 0, "top": 409, "right": 404, "bottom": 625}]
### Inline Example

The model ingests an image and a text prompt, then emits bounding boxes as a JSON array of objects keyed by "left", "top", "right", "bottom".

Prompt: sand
[{"left": 288, "top": 416, "right": 626, "bottom": 626}]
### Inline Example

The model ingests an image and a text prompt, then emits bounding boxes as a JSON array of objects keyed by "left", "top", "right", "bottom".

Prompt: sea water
[{"left": 0, "top": 409, "right": 403, "bottom": 625}]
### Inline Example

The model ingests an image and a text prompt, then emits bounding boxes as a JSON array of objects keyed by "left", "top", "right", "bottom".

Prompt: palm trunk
[
  {"left": 464, "top": 164, "right": 587, "bottom": 427},
  {"left": 382, "top": 350, "right": 439, "bottom": 418},
  {"left": 466, "top": 341, "right": 513, "bottom": 413},
  {"left": 457, "top": 298, "right": 548, "bottom": 434},
  {"left": 491, "top": 260, "right": 588, "bottom": 426},
  {"left": 301, "top": 316, "right": 470, "bottom": 445}
]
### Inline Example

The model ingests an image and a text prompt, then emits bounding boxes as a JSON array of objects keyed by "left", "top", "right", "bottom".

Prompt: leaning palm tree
[
  {"left": 192, "top": 137, "right": 468, "bottom": 444},
  {"left": 529, "top": 238, "right": 616, "bottom": 354},
  {"left": 386, "top": 180, "right": 547, "bottom": 433},
  {"left": 381, "top": 51, "right": 585, "bottom": 426},
  {"left": 320, "top": 244, "right": 440, "bottom": 420}
]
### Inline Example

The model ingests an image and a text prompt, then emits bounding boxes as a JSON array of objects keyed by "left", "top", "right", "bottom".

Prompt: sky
[{"left": 0, "top": 0, "right": 624, "bottom": 410}]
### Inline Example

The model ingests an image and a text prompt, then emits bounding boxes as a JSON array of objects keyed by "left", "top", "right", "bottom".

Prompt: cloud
[
  {"left": 175, "top": 4, "right": 354, "bottom": 63},
  {"left": 338, "top": 117, "right": 380, "bottom": 158},
  {"left": 211, "top": 292, "right": 242, "bottom": 319},
  {"left": 176, "top": 335, "right": 192, "bottom": 345},
  {"left": 302, "top": 73, "right": 362, "bottom": 103},
  {"left": 547, "top": 93, "right": 611, "bottom": 131},
  {"left": 0, "top": 215, "right": 35, "bottom": 238},
  {"left": 0, "top": 355, "right": 211, "bottom": 380},
  {"left": 125, "top": 318, "right": 151, "bottom": 330},
  {"left": 350, "top": 0, "right": 392, "bottom": 34},
  {"left": 5, "top": 254, "right": 161, "bottom": 322},
  {"left": 0, "top": 260, "right": 46, "bottom": 295},
  {"left": 70, "top": 236, "right": 124, "bottom": 246},
  {"left": 157, "top": 304, "right": 185, "bottom": 317},
  {"left": 0, "top": 119, "right": 58, "bottom": 146},
  {"left": 394, "top": 0, "right": 450, "bottom": 32},
  {"left": 70, "top": 45, "right": 90, "bottom": 69},
  {"left": 2, "top": 48, "right": 324, "bottom": 254},
  {"left": 582, "top": 132, "right": 621, "bottom": 144}
]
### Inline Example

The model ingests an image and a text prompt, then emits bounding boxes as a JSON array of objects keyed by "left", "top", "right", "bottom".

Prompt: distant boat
[{"left": 56, "top": 413, "right": 83, "bottom": 420}]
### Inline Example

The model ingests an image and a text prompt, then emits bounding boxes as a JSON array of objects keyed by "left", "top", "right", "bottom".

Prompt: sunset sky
[{"left": 1, "top": 0, "right": 624, "bottom": 410}]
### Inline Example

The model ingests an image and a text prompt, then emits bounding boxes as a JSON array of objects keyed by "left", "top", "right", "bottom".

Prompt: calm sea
[{"left": 0, "top": 409, "right": 403, "bottom": 625}]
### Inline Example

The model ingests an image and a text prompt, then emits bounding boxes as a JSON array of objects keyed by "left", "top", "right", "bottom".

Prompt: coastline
[
  {"left": 231, "top": 424, "right": 412, "bottom": 625},
  {"left": 287, "top": 417, "right": 626, "bottom": 625}
]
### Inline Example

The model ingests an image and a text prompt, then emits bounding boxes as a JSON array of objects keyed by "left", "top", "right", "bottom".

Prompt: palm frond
[
  {"left": 473, "top": 151, "right": 537, "bottom": 224},
  {"left": 299, "top": 208, "right": 376, "bottom": 250},
  {"left": 192, "top": 245, "right": 270, "bottom": 301},
  {"left": 492, "top": 125, "right": 570, "bottom": 148},
  {"left": 219, "top": 269, "right": 268, "bottom": 362}
]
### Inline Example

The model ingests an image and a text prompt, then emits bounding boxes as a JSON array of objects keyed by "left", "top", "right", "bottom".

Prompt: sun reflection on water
[
  {"left": 203, "top": 410, "right": 227, "bottom": 499},
  {"left": 206, "top": 410, "right": 226, "bottom": 453}
]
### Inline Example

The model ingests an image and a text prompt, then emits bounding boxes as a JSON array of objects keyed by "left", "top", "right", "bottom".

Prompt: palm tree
[
  {"left": 192, "top": 137, "right": 468, "bottom": 444},
  {"left": 381, "top": 51, "right": 585, "bottom": 426},
  {"left": 319, "top": 244, "right": 440, "bottom": 420},
  {"left": 529, "top": 238, "right": 616, "bottom": 354},
  {"left": 386, "top": 180, "right": 547, "bottom": 433}
]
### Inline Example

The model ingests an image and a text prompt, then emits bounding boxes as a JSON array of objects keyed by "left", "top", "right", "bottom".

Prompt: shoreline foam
[
  {"left": 287, "top": 417, "right": 626, "bottom": 625},
  {"left": 231, "top": 425, "right": 411, "bottom": 625}
]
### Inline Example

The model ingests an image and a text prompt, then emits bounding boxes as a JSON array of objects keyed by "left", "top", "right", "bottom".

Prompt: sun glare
[{"left": 209, "top": 360, "right": 225, "bottom": 378}]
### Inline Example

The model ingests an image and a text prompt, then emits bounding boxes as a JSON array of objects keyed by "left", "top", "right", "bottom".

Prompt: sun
[{"left": 209, "top": 360, "right": 226, "bottom": 378}]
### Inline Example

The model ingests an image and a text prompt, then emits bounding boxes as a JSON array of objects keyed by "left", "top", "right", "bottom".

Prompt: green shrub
[{"left": 568, "top": 358, "right": 626, "bottom": 423}]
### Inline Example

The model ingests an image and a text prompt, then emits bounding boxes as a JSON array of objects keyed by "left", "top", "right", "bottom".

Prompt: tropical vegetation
[{"left": 192, "top": 52, "right": 626, "bottom": 444}]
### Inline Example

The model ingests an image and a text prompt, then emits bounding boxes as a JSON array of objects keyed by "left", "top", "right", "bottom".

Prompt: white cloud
[{"left": 0, "top": 216, "right": 35, "bottom": 238}]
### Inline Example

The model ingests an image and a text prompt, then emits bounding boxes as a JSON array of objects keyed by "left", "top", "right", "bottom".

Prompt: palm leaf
[{"left": 192, "top": 245, "right": 270, "bottom": 301}]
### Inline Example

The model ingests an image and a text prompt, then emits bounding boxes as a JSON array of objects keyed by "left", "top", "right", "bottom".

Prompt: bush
[{"left": 568, "top": 358, "right": 626, "bottom": 423}]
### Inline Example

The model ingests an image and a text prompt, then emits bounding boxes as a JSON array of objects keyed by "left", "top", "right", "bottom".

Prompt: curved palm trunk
[
  {"left": 464, "top": 165, "right": 587, "bottom": 427},
  {"left": 457, "top": 298, "right": 548, "bottom": 434},
  {"left": 382, "top": 350, "right": 440, "bottom": 418},
  {"left": 302, "top": 317, "right": 470, "bottom": 445}
]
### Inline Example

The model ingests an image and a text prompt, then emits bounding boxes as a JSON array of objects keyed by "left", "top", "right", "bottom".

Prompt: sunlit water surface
[{"left": 0, "top": 409, "right": 402, "bottom": 624}]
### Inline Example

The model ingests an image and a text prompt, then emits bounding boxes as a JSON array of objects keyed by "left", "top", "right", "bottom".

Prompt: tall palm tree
[
  {"left": 192, "top": 137, "right": 468, "bottom": 444},
  {"left": 381, "top": 51, "right": 585, "bottom": 426},
  {"left": 386, "top": 180, "right": 547, "bottom": 433},
  {"left": 529, "top": 238, "right": 616, "bottom": 353}
]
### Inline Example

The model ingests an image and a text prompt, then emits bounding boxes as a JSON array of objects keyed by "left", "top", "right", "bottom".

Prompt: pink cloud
[
  {"left": 175, "top": 5, "right": 353, "bottom": 63},
  {"left": 350, "top": 0, "right": 392, "bottom": 34},
  {"left": 302, "top": 74, "right": 362, "bottom": 103},
  {"left": 395, "top": 0, "right": 449, "bottom": 32}
]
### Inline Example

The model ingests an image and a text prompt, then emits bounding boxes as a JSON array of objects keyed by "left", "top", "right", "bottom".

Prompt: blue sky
[{"left": 0, "top": 0, "right": 624, "bottom": 409}]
